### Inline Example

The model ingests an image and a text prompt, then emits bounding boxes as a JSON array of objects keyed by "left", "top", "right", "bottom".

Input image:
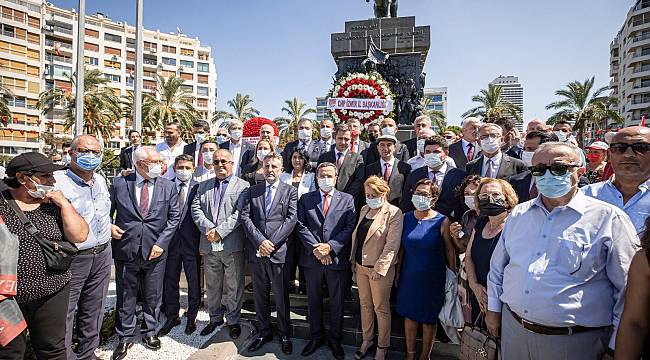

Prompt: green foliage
[
  {"left": 212, "top": 93, "right": 260, "bottom": 124},
  {"left": 274, "top": 97, "right": 316, "bottom": 146},
  {"left": 462, "top": 84, "right": 522, "bottom": 122},
  {"left": 446, "top": 125, "right": 462, "bottom": 135},
  {"left": 420, "top": 97, "right": 447, "bottom": 131},
  {"left": 0, "top": 83, "right": 13, "bottom": 126}
]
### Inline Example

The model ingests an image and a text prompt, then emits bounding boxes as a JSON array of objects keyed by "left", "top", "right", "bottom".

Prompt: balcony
[
  {"left": 143, "top": 58, "right": 157, "bottom": 66},
  {"left": 45, "top": 54, "right": 73, "bottom": 64},
  {"left": 44, "top": 39, "right": 73, "bottom": 50}
]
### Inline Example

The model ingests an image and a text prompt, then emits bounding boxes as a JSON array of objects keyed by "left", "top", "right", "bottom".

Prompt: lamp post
[
  {"left": 133, "top": 0, "right": 143, "bottom": 132},
  {"left": 74, "top": 0, "right": 85, "bottom": 136}
]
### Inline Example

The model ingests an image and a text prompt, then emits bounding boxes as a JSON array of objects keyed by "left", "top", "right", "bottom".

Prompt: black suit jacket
[
  {"left": 448, "top": 141, "right": 480, "bottom": 171},
  {"left": 365, "top": 160, "right": 411, "bottom": 207},
  {"left": 400, "top": 166, "right": 467, "bottom": 222},
  {"left": 365, "top": 141, "right": 410, "bottom": 165},
  {"left": 505, "top": 144, "right": 523, "bottom": 160},
  {"left": 281, "top": 139, "right": 324, "bottom": 172},
  {"left": 240, "top": 181, "right": 298, "bottom": 264},
  {"left": 119, "top": 146, "right": 134, "bottom": 170},
  {"left": 403, "top": 137, "right": 418, "bottom": 158},
  {"left": 317, "top": 150, "right": 365, "bottom": 210},
  {"left": 220, "top": 140, "right": 255, "bottom": 176},
  {"left": 182, "top": 142, "right": 201, "bottom": 166},
  {"left": 465, "top": 153, "right": 526, "bottom": 180},
  {"left": 168, "top": 179, "right": 201, "bottom": 256}
]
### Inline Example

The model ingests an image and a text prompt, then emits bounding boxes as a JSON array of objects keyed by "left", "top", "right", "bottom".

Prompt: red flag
[{"left": 641, "top": 115, "right": 647, "bottom": 127}]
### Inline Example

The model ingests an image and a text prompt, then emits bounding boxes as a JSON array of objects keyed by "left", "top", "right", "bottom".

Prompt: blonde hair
[
  {"left": 255, "top": 139, "right": 276, "bottom": 155},
  {"left": 364, "top": 175, "right": 390, "bottom": 198},
  {"left": 474, "top": 178, "right": 518, "bottom": 210}
]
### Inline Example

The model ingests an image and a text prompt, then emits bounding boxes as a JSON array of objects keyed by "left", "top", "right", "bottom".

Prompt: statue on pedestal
[{"left": 366, "top": 0, "right": 398, "bottom": 18}]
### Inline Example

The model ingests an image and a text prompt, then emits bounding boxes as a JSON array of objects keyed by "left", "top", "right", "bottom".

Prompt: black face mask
[
  {"left": 478, "top": 197, "right": 507, "bottom": 216},
  {"left": 368, "top": 134, "right": 377, "bottom": 143}
]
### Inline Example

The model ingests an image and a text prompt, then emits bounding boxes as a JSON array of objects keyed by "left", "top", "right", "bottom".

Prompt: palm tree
[
  {"left": 421, "top": 97, "right": 447, "bottom": 132},
  {"left": 462, "top": 84, "right": 522, "bottom": 122},
  {"left": 145, "top": 74, "right": 199, "bottom": 139},
  {"left": 212, "top": 93, "right": 260, "bottom": 124},
  {"left": 121, "top": 91, "right": 158, "bottom": 142},
  {"left": 37, "top": 68, "right": 121, "bottom": 143},
  {"left": 546, "top": 77, "right": 623, "bottom": 146},
  {"left": 274, "top": 97, "right": 316, "bottom": 144},
  {"left": 0, "top": 83, "right": 13, "bottom": 126}
]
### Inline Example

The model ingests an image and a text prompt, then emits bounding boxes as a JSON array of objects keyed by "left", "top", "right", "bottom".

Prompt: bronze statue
[{"left": 366, "top": 0, "right": 397, "bottom": 18}]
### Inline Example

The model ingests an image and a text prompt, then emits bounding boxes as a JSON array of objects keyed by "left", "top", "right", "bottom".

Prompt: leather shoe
[
  {"left": 247, "top": 334, "right": 273, "bottom": 352},
  {"left": 329, "top": 340, "right": 345, "bottom": 360},
  {"left": 200, "top": 319, "right": 224, "bottom": 336},
  {"left": 280, "top": 336, "right": 293, "bottom": 355},
  {"left": 143, "top": 335, "right": 161, "bottom": 350},
  {"left": 301, "top": 337, "right": 326, "bottom": 356},
  {"left": 228, "top": 324, "right": 241, "bottom": 339},
  {"left": 157, "top": 317, "right": 181, "bottom": 337},
  {"left": 185, "top": 319, "right": 197, "bottom": 335},
  {"left": 111, "top": 342, "right": 133, "bottom": 360}
]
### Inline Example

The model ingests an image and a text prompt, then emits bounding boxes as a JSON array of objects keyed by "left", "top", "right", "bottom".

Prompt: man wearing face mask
[
  {"left": 367, "top": 122, "right": 381, "bottom": 144},
  {"left": 53, "top": 135, "right": 112, "bottom": 360},
  {"left": 406, "top": 127, "right": 436, "bottom": 170},
  {"left": 316, "top": 119, "right": 335, "bottom": 153},
  {"left": 365, "top": 134, "right": 411, "bottom": 207},
  {"left": 494, "top": 118, "right": 523, "bottom": 159},
  {"left": 486, "top": 142, "right": 638, "bottom": 360},
  {"left": 508, "top": 131, "right": 557, "bottom": 204},
  {"left": 220, "top": 119, "right": 255, "bottom": 177},
  {"left": 281, "top": 118, "right": 323, "bottom": 171},
  {"left": 401, "top": 135, "right": 467, "bottom": 221},
  {"left": 552, "top": 121, "right": 579, "bottom": 146},
  {"left": 449, "top": 117, "right": 481, "bottom": 171},
  {"left": 365, "top": 118, "right": 410, "bottom": 165},
  {"left": 403, "top": 114, "right": 432, "bottom": 158},
  {"left": 296, "top": 162, "right": 356, "bottom": 360},
  {"left": 466, "top": 123, "right": 526, "bottom": 180},
  {"left": 109, "top": 146, "right": 180, "bottom": 359},
  {"left": 215, "top": 128, "right": 231, "bottom": 145},
  {"left": 194, "top": 140, "right": 219, "bottom": 182},
  {"left": 183, "top": 120, "right": 211, "bottom": 168}
]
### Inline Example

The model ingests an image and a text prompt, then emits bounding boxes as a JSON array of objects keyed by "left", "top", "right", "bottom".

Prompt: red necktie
[
  {"left": 139, "top": 179, "right": 149, "bottom": 216},
  {"left": 467, "top": 143, "right": 474, "bottom": 161},
  {"left": 529, "top": 178, "right": 538, "bottom": 199},
  {"left": 384, "top": 163, "right": 390, "bottom": 181},
  {"left": 197, "top": 151, "right": 203, "bottom": 167},
  {"left": 323, "top": 193, "right": 329, "bottom": 215},
  {"left": 350, "top": 141, "right": 356, "bottom": 153},
  {"left": 485, "top": 159, "right": 494, "bottom": 178}
]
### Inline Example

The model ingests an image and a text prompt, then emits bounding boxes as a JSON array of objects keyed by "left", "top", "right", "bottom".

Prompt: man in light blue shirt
[
  {"left": 487, "top": 142, "right": 638, "bottom": 360},
  {"left": 582, "top": 126, "right": 650, "bottom": 236},
  {"left": 54, "top": 135, "right": 112, "bottom": 360}
]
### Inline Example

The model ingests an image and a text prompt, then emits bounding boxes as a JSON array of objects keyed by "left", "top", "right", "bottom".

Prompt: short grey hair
[
  {"left": 535, "top": 142, "right": 583, "bottom": 164},
  {"left": 414, "top": 115, "right": 431, "bottom": 127},
  {"left": 70, "top": 135, "right": 104, "bottom": 152},
  {"left": 461, "top": 117, "right": 482, "bottom": 127},
  {"left": 479, "top": 123, "right": 503, "bottom": 135},
  {"left": 133, "top": 146, "right": 159, "bottom": 162},
  {"left": 227, "top": 119, "right": 243, "bottom": 129},
  {"left": 316, "top": 162, "right": 338, "bottom": 176}
]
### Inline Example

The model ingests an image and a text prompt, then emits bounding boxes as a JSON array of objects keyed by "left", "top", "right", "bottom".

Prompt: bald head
[
  {"left": 526, "top": 118, "right": 548, "bottom": 133},
  {"left": 70, "top": 135, "right": 102, "bottom": 152},
  {"left": 608, "top": 126, "right": 650, "bottom": 183},
  {"left": 533, "top": 142, "right": 582, "bottom": 166},
  {"left": 69, "top": 135, "right": 103, "bottom": 173},
  {"left": 612, "top": 126, "right": 650, "bottom": 143}
]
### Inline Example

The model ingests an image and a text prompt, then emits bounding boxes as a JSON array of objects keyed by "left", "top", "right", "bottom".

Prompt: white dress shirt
[
  {"left": 135, "top": 172, "right": 155, "bottom": 210},
  {"left": 481, "top": 151, "right": 502, "bottom": 178},
  {"left": 379, "top": 157, "right": 396, "bottom": 179},
  {"left": 193, "top": 166, "right": 215, "bottom": 183},
  {"left": 229, "top": 141, "right": 243, "bottom": 175},
  {"left": 156, "top": 140, "right": 187, "bottom": 180},
  {"left": 319, "top": 138, "right": 333, "bottom": 152},
  {"left": 488, "top": 191, "right": 638, "bottom": 349},
  {"left": 428, "top": 162, "right": 447, "bottom": 188}
]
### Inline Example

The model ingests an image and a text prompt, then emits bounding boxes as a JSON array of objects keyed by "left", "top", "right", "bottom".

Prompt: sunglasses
[
  {"left": 609, "top": 142, "right": 650, "bottom": 155},
  {"left": 213, "top": 159, "right": 233, "bottom": 165},
  {"left": 530, "top": 163, "right": 579, "bottom": 176}
]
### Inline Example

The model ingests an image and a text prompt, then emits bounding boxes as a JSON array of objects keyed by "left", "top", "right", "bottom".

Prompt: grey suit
[
  {"left": 465, "top": 153, "right": 526, "bottom": 180},
  {"left": 191, "top": 175, "right": 249, "bottom": 324}
]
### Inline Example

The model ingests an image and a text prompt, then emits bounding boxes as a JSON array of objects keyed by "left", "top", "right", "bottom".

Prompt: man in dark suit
[
  {"left": 403, "top": 114, "right": 432, "bottom": 158},
  {"left": 494, "top": 117, "right": 523, "bottom": 159},
  {"left": 281, "top": 118, "right": 323, "bottom": 171},
  {"left": 182, "top": 120, "right": 211, "bottom": 168},
  {"left": 347, "top": 118, "right": 370, "bottom": 155},
  {"left": 159, "top": 155, "right": 201, "bottom": 336},
  {"left": 317, "top": 124, "right": 365, "bottom": 211},
  {"left": 448, "top": 117, "right": 481, "bottom": 171},
  {"left": 219, "top": 119, "right": 255, "bottom": 177},
  {"left": 241, "top": 153, "right": 298, "bottom": 355},
  {"left": 465, "top": 123, "right": 526, "bottom": 180},
  {"left": 119, "top": 129, "right": 141, "bottom": 176},
  {"left": 365, "top": 118, "right": 410, "bottom": 165},
  {"left": 365, "top": 134, "right": 411, "bottom": 207},
  {"left": 296, "top": 162, "right": 356, "bottom": 360},
  {"left": 110, "top": 146, "right": 180, "bottom": 359},
  {"left": 401, "top": 135, "right": 467, "bottom": 222},
  {"left": 316, "top": 119, "right": 335, "bottom": 154}
]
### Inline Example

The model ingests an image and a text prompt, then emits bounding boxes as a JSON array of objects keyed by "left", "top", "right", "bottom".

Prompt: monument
[{"left": 329, "top": 1, "right": 430, "bottom": 127}]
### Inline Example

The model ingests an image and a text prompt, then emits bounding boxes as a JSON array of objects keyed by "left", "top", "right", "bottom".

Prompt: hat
[
  {"left": 6, "top": 152, "right": 65, "bottom": 177},
  {"left": 586, "top": 141, "right": 609, "bottom": 151},
  {"left": 376, "top": 134, "right": 398, "bottom": 143}
]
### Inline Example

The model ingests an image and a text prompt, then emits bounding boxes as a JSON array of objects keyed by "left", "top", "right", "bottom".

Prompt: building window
[
  {"left": 104, "top": 60, "right": 121, "bottom": 69},
  {"left": 85, "top": 28, "right": 99, "bottom": 38},
  {"left": 180, "top": 60, "right": 194, "bottom": 68},
  {"left": 430, "top": 95, "right": 443, "bottom": 102},
  {"left": 162, "top": 57, "right": 176, "bottom": 66},
  {"left": 103, "top": 74, "right": 120, "bottom": 83},
  {"left": 197, "top": 86, "right": 209, "bottom": 96},
  {"left": 109, "top": 141, "right": 121, "bottom": 149},
  {"left": 84, "top": 42, "right": 100, "bottom": 52},
  {"left": 197, "top": 63, "right": 209, "bottom": 72},
  {"left": 162, "top": 45, "right": 176, "bottom": 54},
  {"left": 181, "top": 85, "right": 193, "bottom": 92},
  {"left": 104, "top": 33, "right": 122, "bottom": 43},
  {"left": 180, "top": 48, "right": 194, "bottom": 56},
  {"left": 85, "top": 56, "right": 98, "bottom": 65},
  {"left": 197, "top": 74, "right": 209, "bottom": 84},
  {"left": 49, "top": 65, "right": 72, "bottom": 77}
]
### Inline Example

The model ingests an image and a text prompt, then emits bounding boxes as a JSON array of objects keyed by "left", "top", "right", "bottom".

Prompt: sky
[{"left": 51, "top": 0, "right": 630, "bottom": 126}]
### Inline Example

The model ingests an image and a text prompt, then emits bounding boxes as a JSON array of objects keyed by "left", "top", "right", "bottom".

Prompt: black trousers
[
  {"left": 251, "top": 258, "right": 290, "bottom": 337},
  {"left": 162, "top": 252, "right": 201, "bottom": 321},
  {"left": 285, "top": 232, "right": 305, "bottom": 287},
  {"left": 0, "top": 284, "right": 71, "bottom": 360},
  {"left": 304, "top": 266, "right": 346, "bottom": 342}
]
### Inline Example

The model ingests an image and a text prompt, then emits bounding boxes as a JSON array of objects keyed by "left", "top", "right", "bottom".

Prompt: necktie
[
  {"left": 467, "top": 143, "right": 475, "bottom": 161},
  {"left": 529, "top": 178, "right": 538, "bottom": 199},
  {"left": 197, "top": 151, "right": 203, "bottom": 167},
  {"left": 384, "top": 163, "right": 390, "bottom": 181},
  {"left": 139, "top": 179, "right": 149, "bottom": 216},
  {"left": 350, "top": 141, "right": 356, "bottom": 153},
  {"left": 212, "top": 180, "right": 222, "bottom": 223},
  {"left": 178, "top": 182, "right": 187, "bottom": 210},
  {"left": 265, "top": 184, "right": 273, "bottom": 216},
  {"left": 336, "top": 152, "right": 344, "bottom": 169},
  {"left": 485, "top": 159, "right": 494, "bottom": 178},
  {"left": 430, "top": 171, "right": 437, "bottom": 184},
  {"left": 323, "top": 193, "right": 329, "bottom": 215}
]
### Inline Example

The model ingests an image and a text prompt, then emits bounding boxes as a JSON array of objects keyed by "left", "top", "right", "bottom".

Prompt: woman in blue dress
[{"left": 396, "top": 178, "right": 457, "bottom": 360}]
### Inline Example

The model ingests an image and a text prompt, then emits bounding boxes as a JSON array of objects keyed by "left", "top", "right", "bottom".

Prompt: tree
[
  {"left": 37, "top": 68, "right": 121, "bottom": 144},
  {"left": 273, "top": 97, "right": 316, "bottom": 145},
  {"left": 462, "top": 84, "right": 522, "bottom": 122},
  {"left": 0, "top": 83, "right": 13, "bottom": 126},
  {"left": 420, "top": 97, "right": 447, "bottom": 132},
  {"left": 545, "top": 77, "right": 623, "bottom": 146},
  {"left": 212, "top": 93, "right": 260, "bottom": 124},
  {"left": 121, "top": 91, "right": 158, "bottom": 143},
  {"left": 145, "top": 75, "right": 199, "bottom": 140}
]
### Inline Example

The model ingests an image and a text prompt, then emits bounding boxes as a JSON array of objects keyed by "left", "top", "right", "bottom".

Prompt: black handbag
[{"left": 2, "top": 191, "right": 78, "bottom": 272}]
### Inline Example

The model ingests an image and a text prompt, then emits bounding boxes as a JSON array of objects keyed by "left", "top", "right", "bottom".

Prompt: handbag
[
  {"left": 2, "top": 190, "right": 78, "bottom": 272},
  {"left": 459, "top": 312, "right": 499, "bottom": 360}
]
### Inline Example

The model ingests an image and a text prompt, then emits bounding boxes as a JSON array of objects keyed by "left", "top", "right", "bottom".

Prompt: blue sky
[{"left": 51, "top": 0, "right": 630, "bottom": 125}]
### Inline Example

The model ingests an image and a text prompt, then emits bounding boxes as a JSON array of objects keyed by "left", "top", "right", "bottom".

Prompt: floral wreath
[{"left": 328, "top": 71, "right": 394, "bottom": 125}]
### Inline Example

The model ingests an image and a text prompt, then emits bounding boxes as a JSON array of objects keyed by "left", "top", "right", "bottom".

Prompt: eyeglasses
[
  {"left": 530, "top": 163, "right": 579, "bottom": 176},
  {"left": 141, "top": 160, "right": 163, "bottom": 165},
  {"left": 76, "top": 148, "right": 102, "bottom": 155},
  {"left": 609, "top": 142, "right": 650, "bottom": 155},
  {"left": 213, "top": 159, "right": 233, "bottom": 165},
  {"left": 479, "top": 134, "right": 500, "bottom": 140}
]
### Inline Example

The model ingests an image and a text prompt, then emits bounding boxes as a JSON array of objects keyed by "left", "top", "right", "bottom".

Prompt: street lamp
[
  {"left": 133, "top": 0, "right": 143, "bottom": 132},
  {"left": 74, "top": 0, "right": 85, "bottom": 136}
]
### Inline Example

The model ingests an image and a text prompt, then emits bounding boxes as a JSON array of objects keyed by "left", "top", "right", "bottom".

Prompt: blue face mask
[
  {"left": 75, "top": 153, "right": 102, "bottom": 171},
  {"left": 534, "top": 170, "right": 574, "bottom": 199}
]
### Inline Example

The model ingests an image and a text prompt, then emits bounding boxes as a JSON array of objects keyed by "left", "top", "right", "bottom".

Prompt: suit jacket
[
  {"left": 220, "top": 140, "right": 255, "bottom": 176},
  {"left": 119, "top": 146, "right": 134, "bottom": 170},
  {"left": 110, "top": 174, "right": 180, "bottom": 262},
  {"left": 350, "top": 202, "right": 403, "bottom": 276},
  {"left": 316, "top": 139, "right": 335, "bottom": 154},
  {"left": 240, "top": 181, "right": 298, "bottom": 264},
  {"left": 317, "top": 149, "right": 365, "bottom": 210},
  {"left": 168, "top": 179, "right": 200, "bottom": 257},
  {"left": 465, "top": 153, "right": 526, "bottom": 180},
  {"left": 448, "top": 141, "right": 480, "bottom": 171},
  {"left": 191, "top": 175, "right": 250, "bottom": 255},
  {"left": 183, "top": 141, "right": 201, "bottom": 166},
  {"left": 364, "top": 159, "right": 411, "bottom": 207},
  {"left": 296, "top": 190, "right": 356, "bottom": 270},
  {"left": 365, "top": 141, "right": 410, "bottom": 165},
  {"left": 400, "top": 166, "right": 467, "bottom": 222},
  {"left": 505, "top": 144, "right": 523, "bottom": 160},
  {"left": 403, "top": 137, "right": 418, "bottom": 159},
  {"left": 281, "top": 139, "right": 323, "bottom": 172}
]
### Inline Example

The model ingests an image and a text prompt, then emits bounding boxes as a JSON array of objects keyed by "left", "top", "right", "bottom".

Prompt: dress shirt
[
  {"left": 481, "top": 151, "right": 502, "bottom": 178},
  {"left": 461, "top": 139, "right": 477, "bottom": 158},
  {"left": 320, "top": 138, "right": 333, "bottom": 151},
  {"left": 156, "top": 140, "right": 187, "bottom": 180},
  {"left": 351, "top": 139, "right": 362, "bottom": 152},
  {"left": 407, "top": 156, "right": 456, "bottom": 170},
  {"left": 229, "top": 141, "right": 242, "bottom": 175},
  {"left": 175, "top": 178, "right": 190, "bottom": 206},
  {"left": 53, "top": 169, "right": 111, "bottom": 250},
  {"left": 488, "top": 191, "right": 638, "bottom": 349},
  {"left": 135, "top": 172, "right": 155, "bottom": 210},
  {"left": 336, "top": 149, "right": 349, "bottom": 163},
  {"left": 428, "top": 163, "right": 447, "bottom": 188},
  {"left": 582, "top": 178, "right": 650, "bottom": 236},
  {"left": 379, "top": 157, "right": 396, "bottom": 179},
  {"left": 194, "top": 166, "right": 215, "bottom": 183},
  {"left": 265, "top": 180, "right": 280, "bottom": 211},
  {"left": 320, "top": 189, "right": 336, "bottom": 206},
  {"left": 298, "top": 139, "right": 312, "bottom": 150}
]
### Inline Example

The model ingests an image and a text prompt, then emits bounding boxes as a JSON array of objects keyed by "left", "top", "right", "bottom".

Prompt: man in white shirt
[
  {"left": 182, "top": 120, "right": 211, "bottom": 168},
  {"left": 219, "top": 119, "right": 255, "bottom": 177},
  {"left": 407, "top": 127, "right": 435, "bottom": 170},
  {"left": 194, "top": 140, "right": 219, "bottom": 182},
  {"left": 448, "top": 117, "right": 481, "bottom": 170},
  {"left": 156, "top": 122, "right": 187, "bottom": 180}
]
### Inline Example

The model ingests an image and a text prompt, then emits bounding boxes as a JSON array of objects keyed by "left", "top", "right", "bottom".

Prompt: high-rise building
[
  {"left": 610, "top": 0, "right": 650, "bottom": 128},
  {"left": 315, "top": 96, "right": 327, "bottom": 123},
  {"left": 422, "top": 87, "right": 447, "bottom": 131},
  {"left": 0, "top": 0, "right": 217, "bottom": 157},
  {"left": 489, "top": 75, "right": 524, "bottom": 130}
]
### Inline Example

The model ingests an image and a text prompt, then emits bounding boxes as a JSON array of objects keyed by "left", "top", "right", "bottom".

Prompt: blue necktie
[
  {"left": 212, "top": 180, "right": 221, "bottom": 223},
  {"left": 265, "top": 184, "right": 273, "bottom": 216}
]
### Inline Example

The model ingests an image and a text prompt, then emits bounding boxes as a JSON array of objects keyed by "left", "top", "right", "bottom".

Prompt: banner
[{"left": 327, "top": 97, "right": 394, "bottom": 112}]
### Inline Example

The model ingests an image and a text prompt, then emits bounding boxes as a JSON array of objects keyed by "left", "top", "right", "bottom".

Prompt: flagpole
[
  {"left": 74, "top": 0, "right": 85, "bottom": 136},
  {"left": 133, "top": 0, "right": 143, "bottom": 133}
]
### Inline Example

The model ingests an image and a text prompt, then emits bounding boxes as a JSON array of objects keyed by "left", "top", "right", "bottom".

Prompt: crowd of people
[{"left": 0, "top": 113, "right": 648, "bottom": 360}]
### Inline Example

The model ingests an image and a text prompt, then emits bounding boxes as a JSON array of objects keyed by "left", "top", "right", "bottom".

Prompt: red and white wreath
[{"left": 328, "top": 71, "right": 394, "bottom": 124}]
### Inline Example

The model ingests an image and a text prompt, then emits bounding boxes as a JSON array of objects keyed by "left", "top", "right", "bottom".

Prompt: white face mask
[
  {"left": 62, "top": 154, "right": 72, "bottom": 165},
  {"left": 480, "top": 137, "right": 500, "bottom": 154},
  {"left": 195, "top": 133, "right": 205, "bottom": 144},
  {"left": 521, "top": 150, "right": 535, "bottom": 167},
  {"left": 203, "top": 151, "right": 214, "bottom": 165},
  {"left": 230, "top": 129, "right": 242, "bottom": 140},
  {"left": 26, "top": 177, "right": 55, "bottom": 199},
  {"left": 216, "top": 135, "right": 228, "bottom": 145},
  {"left": 318, "top": 178, "right": 335, "bottom": 193},
  {"left": 464, "top": 195, "right": 476, "bottom": 210},
  {"left": 411, "top": 195, "right": 431, "bottom": 211},
  {"left": 416, "top": 139, "right": 426, "bottom": 155},
  {"left": 554, "top": 131, "right": 568, "bottom": 143},
  {"left": 366, "top": 197, "right": 383, "bottom": 209},
  {"left": 320, "top": 127, "right": 332, "bottom": 139},
  {"left": 446, "top": 138, "right": 455, "bottom": 146},
  {"left": 176, "top": 169, "right": 192, "bottom": 182},
  {"left": 424, "top": 153, "right": 443, "bottom": 170},
  {"left": 381, "top": 127, "right": 396, "bottom": 136},
  {"left": 298, "top": 128, "right": 312, "bottom": 141},
  {"left": 257, "top": 149, "right": 270, "bottom": 162},
  {"left": 146, "top": 163, "right": 163, "bottom": 179}
]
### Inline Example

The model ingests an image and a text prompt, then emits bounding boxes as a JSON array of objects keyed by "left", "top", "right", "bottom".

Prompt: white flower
[
  {"left": 341, "top": 110, "right": 347, "bottom": 114},
  {"left": 344, "top": 91, "right": 349, "bottom": 96},
  {"left": 383, "top": 110, "right": 389, "bottom": 115},
  {"left": 379, "top": 115, "right": 384, "bottom": 120},
  {"left": 375, "top": 95, "right": 380, "bottom": 99}
]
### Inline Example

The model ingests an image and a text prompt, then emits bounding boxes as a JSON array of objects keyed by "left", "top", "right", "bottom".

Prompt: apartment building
[
  {"left": 423, "top": 87, "right": 447, "bottom": 131},
  {"left": 0, "top": 0, "right": 217, "bottom": 156},
  {"left": 489, "top": 75, "right": 524, "bottom": 131}
]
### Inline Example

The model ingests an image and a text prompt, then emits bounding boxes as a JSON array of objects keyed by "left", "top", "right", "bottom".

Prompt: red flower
[{"left": 243, "top": 117, "right": 278, "bottom": 138}]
